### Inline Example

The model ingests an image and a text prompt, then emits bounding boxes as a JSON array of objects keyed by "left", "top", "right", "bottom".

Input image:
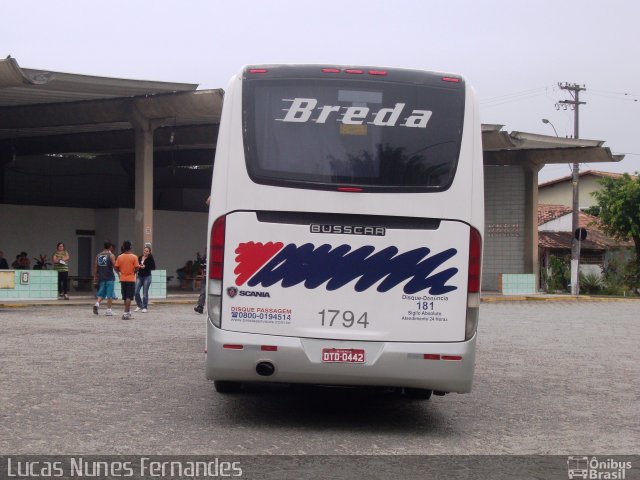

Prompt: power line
[
  {"left": 587, "top": 91, "right": 639, "bottom": 103},
  {"left": 480, "top": 86, "right": 639, "bottom": 108},
  {"left": 481, "top": 93, "right": 550, "bottom": 108},
  {"left": 480, "top": 86, "right": 556, "bottom": 106},
  {"left": 589, "top": 88, "right": 640, "bottom": 98},
  {"left": 481, "top": 91, "right": 555, "bottom": 108},
  {"left": 481, "top": 85, "right": 554, "bottom": 103}
]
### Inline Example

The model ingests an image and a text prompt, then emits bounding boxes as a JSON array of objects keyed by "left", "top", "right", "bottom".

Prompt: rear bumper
[{"left": 206, "top": 321, "right": 476, "bottom": 393}]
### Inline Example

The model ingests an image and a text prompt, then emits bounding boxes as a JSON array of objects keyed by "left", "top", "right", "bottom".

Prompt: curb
[
  {"left": 0, "top": 294, "right": 199, "bottom": 309},
  {"left": 481, "top": 295, "right": 640, "bottom": 303}
]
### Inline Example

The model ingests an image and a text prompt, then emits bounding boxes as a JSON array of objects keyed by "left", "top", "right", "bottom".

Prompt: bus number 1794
[{"left": 319, "top": 309, "right": 369, "bottom": 328}]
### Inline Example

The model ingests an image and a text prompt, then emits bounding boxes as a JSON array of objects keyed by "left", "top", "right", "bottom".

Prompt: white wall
[
  {"left": 538, "top": 175, "right": 604, "bottom": 209},
  {"left": 154, "top": 209, "right": 208, "bottom": 283},
  {"left": 0, "top": 204, "right": 207, "bottom": 283},
  {"left": 94, "top": 209, "right": 119, "bottom": 249},
  {"left": 0, "top": 204, "right": 96, "bottom": 275},
  {"left": 538, "top": 214, "right": 572, "bottom": 232}
]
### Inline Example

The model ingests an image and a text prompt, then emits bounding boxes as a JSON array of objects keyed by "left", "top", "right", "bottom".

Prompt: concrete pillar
[
  {"left": 523, "top": 162, "right": 542, "bottom": 290},
  {"left": 134, "top": 126, "right": 154, "bottom": 252},
  {"left": 129, "top": 104, "right": 164, "bottom": 254}
]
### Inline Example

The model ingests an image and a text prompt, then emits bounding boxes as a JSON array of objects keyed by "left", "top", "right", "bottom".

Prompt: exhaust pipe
[{"left": 256, "top": 361, "right": 275, "bottom": 377}]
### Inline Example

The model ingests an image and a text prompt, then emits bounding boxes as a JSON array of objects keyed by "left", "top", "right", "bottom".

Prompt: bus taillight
[
  {"left": 466, "top": 227, "right": 482, "bottom": 341},
  {"left": 209, "top": 215, "right": 226, "bottom": 280},
  {"left": 468, "top": 227, "right": 482, "bottom": 293}
]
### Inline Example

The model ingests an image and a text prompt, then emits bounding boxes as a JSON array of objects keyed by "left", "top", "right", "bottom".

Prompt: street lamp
[{"left": 541, "top": 118, "right": 559, "bottom": 137}]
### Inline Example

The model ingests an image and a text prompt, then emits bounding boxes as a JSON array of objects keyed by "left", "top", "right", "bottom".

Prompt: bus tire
[
  {"left": 403, "top": 388, "right": 432, "bottom": 400},
  {"left": 214, "top": 380, "right": 241, "bottom": 393}
]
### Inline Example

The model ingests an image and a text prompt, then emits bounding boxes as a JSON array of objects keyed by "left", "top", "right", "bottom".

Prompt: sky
[{"left": 3, "top": 0, "right": 639, "bottom": 182}]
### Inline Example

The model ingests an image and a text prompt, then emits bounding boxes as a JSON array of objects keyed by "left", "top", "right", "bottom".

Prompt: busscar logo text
[{"left": 310, "top": 224, "right": 386, "bottom": 236}]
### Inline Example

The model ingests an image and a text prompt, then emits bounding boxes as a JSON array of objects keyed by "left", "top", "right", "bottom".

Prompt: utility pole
[{"left": 557, "top": 82, "right": 586, "bottom": 296}]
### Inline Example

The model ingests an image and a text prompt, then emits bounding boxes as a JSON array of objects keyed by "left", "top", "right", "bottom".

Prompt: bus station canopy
[
  {"left": 0, "top": 56, "right": 223, "bottom": 160},
  {"left": 481, "top": 123, "right": 623, "bottom": 167},
  {"left": 0, "top": 57, "right": 621, "bottom": 184}
]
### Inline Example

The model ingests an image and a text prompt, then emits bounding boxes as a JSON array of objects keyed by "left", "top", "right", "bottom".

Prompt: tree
[
  {"left": 592, "top": 173, "right": 640, "bottom": 290},
  {"left": 583, "top": 205, "right": 600, "bottom": 217}
]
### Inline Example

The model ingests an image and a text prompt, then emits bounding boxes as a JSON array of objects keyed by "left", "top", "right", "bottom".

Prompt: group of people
[
  {"left": 3, "top": 240, "right": 211, "bottom": 318},
  {"left": 0, "top": 245, "right": 72, "bottom": 299},
  {"left": 3, "top": 240, "right": 206, "bottom": 316},
  {"left": 0, "top": 244, "right": 72, "bottom": 298},
  {"left": 92, "top": 240, "right": 156, "bottom": 320},
  {"left": 0, "top": 251, "right": 31, "bottom": 270}
]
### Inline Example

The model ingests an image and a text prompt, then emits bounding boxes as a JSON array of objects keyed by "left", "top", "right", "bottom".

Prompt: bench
[{"left": 180, "top": 275, "right": 204, "bottom": 291}]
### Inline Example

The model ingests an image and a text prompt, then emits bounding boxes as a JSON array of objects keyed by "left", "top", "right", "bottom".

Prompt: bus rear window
[{"left": 243, "top": 77, "right": 465, "bottom": 191}]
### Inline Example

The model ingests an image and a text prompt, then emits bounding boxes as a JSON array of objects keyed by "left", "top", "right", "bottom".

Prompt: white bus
[{"left": 206, "top": 65, "right": 483, "bottom": 399}]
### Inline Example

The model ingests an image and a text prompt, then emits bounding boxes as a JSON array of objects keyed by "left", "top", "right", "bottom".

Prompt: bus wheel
[
  {"left": 214, "top": 380, "right": 241, "bottom": 393},
  {"left": 403, "top": 388, "right": 432, "bottom": 400}
]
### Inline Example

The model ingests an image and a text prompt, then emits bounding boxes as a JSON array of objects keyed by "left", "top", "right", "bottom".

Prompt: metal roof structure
[
  {"left": 0, "top": 56, "right": 198, "bottom": 104},
  {"left": 481, "top": 124, "right": 623, "bottom": 167},
  {"left": 0, "top": 56, "right": 223, "bottom": 158}
]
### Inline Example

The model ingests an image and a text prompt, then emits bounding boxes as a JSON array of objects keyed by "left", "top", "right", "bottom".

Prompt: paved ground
[{"left": 0, "top": 300, "right": 638, "bottom": 456}]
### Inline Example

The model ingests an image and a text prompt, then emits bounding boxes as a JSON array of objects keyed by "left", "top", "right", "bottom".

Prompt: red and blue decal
[{"left": 234, "top": 242, "right": 459, "bottom": 295}]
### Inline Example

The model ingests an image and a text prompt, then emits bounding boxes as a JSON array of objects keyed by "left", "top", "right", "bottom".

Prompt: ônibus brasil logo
[{"left": 233, "top": 242, "right": 458, "bottom": 295}]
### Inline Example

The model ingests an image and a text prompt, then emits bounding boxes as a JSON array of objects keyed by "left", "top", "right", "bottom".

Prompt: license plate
[{"left": 322, "top": 348, "right": 365, "bottom": 364}]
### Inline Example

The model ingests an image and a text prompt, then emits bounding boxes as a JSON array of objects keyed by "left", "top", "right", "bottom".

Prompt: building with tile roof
[
  {"left": 538, "top": 204, "right": 634, "bottom": 290},
  {"left": 538, "top": 170, "right": 637, "bottom": 209}
]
